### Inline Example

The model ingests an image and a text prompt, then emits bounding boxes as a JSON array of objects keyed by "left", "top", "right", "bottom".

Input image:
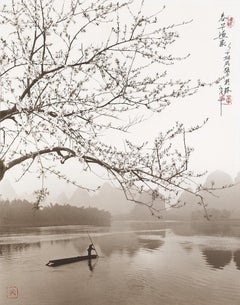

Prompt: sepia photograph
[{"left": 0, "top": 0, "right": 239, "bottom": 304}]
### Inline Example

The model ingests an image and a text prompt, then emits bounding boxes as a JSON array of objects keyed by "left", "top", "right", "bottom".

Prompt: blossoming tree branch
[{"left": 0, "top": 0, "right": 224, "bottom": 216}]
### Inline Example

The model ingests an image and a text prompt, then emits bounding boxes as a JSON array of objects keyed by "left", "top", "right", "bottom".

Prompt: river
[{"left": 0, "top": 220, "right": 240, "bottom": 305}]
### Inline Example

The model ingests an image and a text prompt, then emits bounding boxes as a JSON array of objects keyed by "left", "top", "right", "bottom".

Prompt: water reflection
[
  {"left": 1, "top": 223, "right": 240, "bottom": 305},
  {"left": 162, "top": 220, "right": 240, "bottom": 237},
  {"left": 95, "top": 232, "right": 164, "bottom": 257},
  {"left": 180, "top": 241, "right": 193, "bottom": 253},
  {"left": 71, "top": 231, "right": 165, "bottom": 257},
  {"left": 233, "top": 250, "right": 240, "bottom": 270},
  {"left": 0, "top": 230, "right": 165, "bottom": 261},
  {"left": 99, "top": 233, "right": 139, "bottom": 256},
  {"left": 0, "top": 242, "right": 41, "bottom": 258},
  {"left": 201, "top": 248, "right": 240, "bottom": 271},
  {"left": 88, "top": 258, "right": 98, "bottom": 272},
  {"left": 139, "top": 238, "right": 164, "bottom": 250},
  {"left": 202, "top": 249, "right": 232, "bottom": 270},
  {"left": 135, "top": 230, "right": 166, "bottom": 237},
  {"left": 1, "top": 223, "right": 240, "bottom": 273}
]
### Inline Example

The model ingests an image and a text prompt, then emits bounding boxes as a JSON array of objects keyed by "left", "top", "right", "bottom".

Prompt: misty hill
[
  {"left": 0, "top": 179, "right": 36, "bottom": 202},
  {"left": 127, "top": 192, "right": 166, "bottom": 220},
  {"left": 205, "top": 170, "right": 233, "bottom": 188},
  {"left": 62, "top": 171, "right": 240, "bottom": 220},
  {"left": 235, "top": 172, "right": 240, "bottom": 183},
  {"left": 0, "top": 199, "right": 111, "bottom": 227},
  {"left": 56, "top": 192, "right": 69, "bottom": 205},
  {"left": 166, "top": 170, "right": 240, "bottom": 220},
  {"left": 0, "top": 179, "right": 18, "bottom": 201},
  {"left": 70, "top": 188, "right": 92, "bottom": 207},
  {"left": 69, "top": 183, "right": 134, "bottom": 215},
  {"left": 2, "top": 170, "right": 239, "bottom": 220}
]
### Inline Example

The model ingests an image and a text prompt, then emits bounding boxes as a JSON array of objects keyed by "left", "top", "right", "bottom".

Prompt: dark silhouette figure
[{"left": 87, "top": 244, "right": 95, "bottom": 257}]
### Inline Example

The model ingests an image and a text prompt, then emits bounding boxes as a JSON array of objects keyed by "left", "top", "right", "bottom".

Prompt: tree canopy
[
  {"left": 0, "top": 198, "right": 111, "bottom": 226},
  {"left": 0, "top": 0, "right": 222, "bottom": 216}
]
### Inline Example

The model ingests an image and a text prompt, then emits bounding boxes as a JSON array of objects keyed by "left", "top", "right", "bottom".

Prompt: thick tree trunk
[
  {"left": 0, "top": 160, "right": 5, "bottom": 181},
  {"left": 0, "top": 105, "right": 17, "bottom": 122}
]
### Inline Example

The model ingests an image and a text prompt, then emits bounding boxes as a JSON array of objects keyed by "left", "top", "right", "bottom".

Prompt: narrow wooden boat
[{"left": 46, "top": 254, "right": 98, "bottom": 267}]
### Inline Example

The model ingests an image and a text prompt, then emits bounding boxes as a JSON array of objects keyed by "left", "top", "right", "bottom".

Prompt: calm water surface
[{"left": 0, "top": 221, "right": 240, "bottom": 305}]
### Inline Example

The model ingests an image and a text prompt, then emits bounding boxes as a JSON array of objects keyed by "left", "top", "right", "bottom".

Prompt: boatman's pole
[{"left": 87, "top": 231, "right": 99, "bottom": 257}]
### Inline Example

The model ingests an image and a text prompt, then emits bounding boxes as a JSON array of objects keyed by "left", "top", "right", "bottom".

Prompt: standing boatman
[{"left": 87, "top": 244, "right": 95, "bottom": 257}]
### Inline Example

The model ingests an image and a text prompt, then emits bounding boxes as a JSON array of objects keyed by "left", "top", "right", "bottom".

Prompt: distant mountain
[
  {"left": 69, "top": 183, "right": 133, "bottom": 215},
  {"left": 128, "top": 192, "right": 166, "bottom": 220},
  {"left": 165, "top": 170, "right": 240, "bottom": 220},
  {"left": 67, "top": 170, "right": 240, "bottom": 219},
  {"left": 19, "top": 192, "right": 35, "bottom": 202},
  {"left": 165, "top": 189, "right": 200, "bottom": 219},
  {"left": 204, "top": 170, "right": 233, "bottom": 188},
  {"left": 235, "top": 172, "right": 240, "bottom": 183},
  {"left": 91, "top": 183, "right": 133, "bottom": 215},
  {"left": 2, "top": 169, "right": 239, "bottom": 219},
  {"left": 0, "top": 179, "right": 18, "bottom": 201},
  {"left": 69, "top": 188, "right": 92, "bottom": 207},
  {"left": 56, "top": 192, "right": 69, "bottom": 205},
  {"left": 203, "top": 170, "right": 236, "bottom": 211}
]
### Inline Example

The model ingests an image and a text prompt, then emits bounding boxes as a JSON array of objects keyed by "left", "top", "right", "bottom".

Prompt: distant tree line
[
  {"left": 0, "top": 199, "right": 111, "bottom": 226},
  {"left": 191, "top": 209, "right": 231, "bottom": 221}
]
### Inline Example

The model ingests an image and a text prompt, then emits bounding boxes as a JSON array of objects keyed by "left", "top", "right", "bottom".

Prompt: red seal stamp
[
  {"left": 225, "top": 95, "right": 232, "bottom": 104},
  {"left": 219, "top": 94, "right": 225, "bottom": 102},
  {"left": 226, "top": 16, "right": 234, "bottom": 28},
  {"left": 7, "top": 286, "right": 18, "bottom": 299}
]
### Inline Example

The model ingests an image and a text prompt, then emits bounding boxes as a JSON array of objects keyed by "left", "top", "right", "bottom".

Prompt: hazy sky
[{"left": 1, "top": 0, "right": 240, "bottom": 201}]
